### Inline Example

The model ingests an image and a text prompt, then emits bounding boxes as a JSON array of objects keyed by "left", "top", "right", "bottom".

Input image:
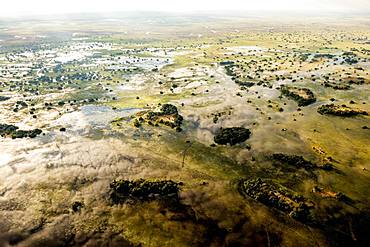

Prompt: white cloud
[{"left": 0, "top": 0, "right": 367, "bottom": 16}]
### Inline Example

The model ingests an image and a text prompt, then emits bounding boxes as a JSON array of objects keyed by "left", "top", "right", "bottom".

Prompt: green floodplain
[{"left": 0, "top": 12, "right": 369, "bottom": 246}]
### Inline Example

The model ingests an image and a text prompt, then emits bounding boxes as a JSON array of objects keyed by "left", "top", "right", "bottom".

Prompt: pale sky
[{"left": 0, "top": 0, "right": 368, "bottom": 17}]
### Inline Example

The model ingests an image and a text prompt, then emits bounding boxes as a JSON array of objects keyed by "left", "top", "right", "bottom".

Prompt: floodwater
[{"left": 54, "top": 105, "right": 142, "bottom": 131}]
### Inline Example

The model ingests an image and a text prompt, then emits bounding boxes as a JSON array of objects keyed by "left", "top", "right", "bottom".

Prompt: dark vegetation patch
[
  {"left": 71, "top": 201, "right": 84, "bottom": 213},
  {"left": 271, "top": 153, "right": 316, "bottom": 170},
  {"left": 211, "top": 111, "right": 229, "bottom": 124},
  {"left": 110, "top": 179, "right": 181, "bottom": 204},
  {"left": 237, "top": 81, "right": 255, "bottom": 87},
  {"left": 280, "top": 85, "right": 316, "bottom": 106},
  {"left": 0, "top": 123, "right": 42, "bottom": 139},
  {"left": 323, "top": 82, "right": 351, "bottom": 90},
  {"left": 314, "top": 53, "right": 335, "bottom": 59},
  {"left": 222, "top": 61, "right": 256, "bottom": 88},
  {"left": 0, "top": 96, "right": 10, "bottom": 101},
  {"left": 342, "top": 52, "right": 359, "bottom": 65},
  {"left": 344, "top": 76, "right": 367, "bottom": 85},
  {"left": 238, "top": 171, "right": 370, "bottom": 246},
  {"left": 14, "top": 100, "right": 28, "bottom": 111},
  {"left": 214, "top": 127, "right": 251, "bottom": 146},
  {"left": 238, "top": 178, "right": 314, "bottom": 223},
  {"left": 322, "top": 76, "right": 368, "bottom": 91},
  {"left": 134, "top": 104, "right": 183, "bottom": 131},
  {"left": 271, "top": 153, "right": 333, "bottom": 174},
  {"left": 318, "top": 104, "right": 368, "bottom": 117}
]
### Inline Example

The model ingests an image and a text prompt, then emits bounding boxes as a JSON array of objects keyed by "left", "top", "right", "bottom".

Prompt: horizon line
[{"left": 1, "top": 9, "right": 370, "bottom": 19}]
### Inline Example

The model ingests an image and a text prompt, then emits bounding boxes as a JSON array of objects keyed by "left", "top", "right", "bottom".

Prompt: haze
[{"left": 0, "top": 0, "right": 369, "bottom": 17}]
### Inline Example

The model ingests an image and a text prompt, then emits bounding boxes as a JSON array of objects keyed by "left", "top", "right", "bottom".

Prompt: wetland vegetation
[{"left": 0, "top": 11, "right": 369, "bottom": 247}]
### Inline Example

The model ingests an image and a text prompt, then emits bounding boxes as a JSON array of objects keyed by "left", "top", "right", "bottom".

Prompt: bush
[{"left": 214, "top": 127, "right": 251, "bottom": 145}]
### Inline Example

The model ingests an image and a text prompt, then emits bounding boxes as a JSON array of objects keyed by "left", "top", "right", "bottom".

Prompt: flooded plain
[{"left": 0, "top": 14, "right": 369, "bottom": 247}]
